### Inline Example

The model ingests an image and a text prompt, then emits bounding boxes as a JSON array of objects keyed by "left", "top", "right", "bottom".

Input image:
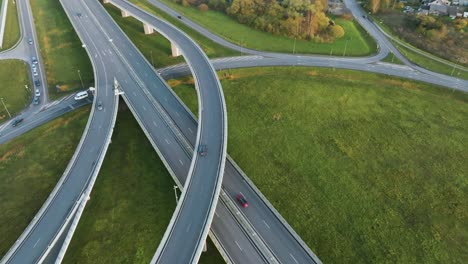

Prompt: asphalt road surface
[{"left": 0, "top": 0, "right": 120, "bottom": 261}]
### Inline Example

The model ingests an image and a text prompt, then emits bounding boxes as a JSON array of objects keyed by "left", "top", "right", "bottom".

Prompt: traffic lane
[
  {"left": 222, "top": 162, "right": 317, "bottom": 264},
  {"left": 0, "top": 98, "right": 91, "bottom": 145},
  {"left": 5, "top": 1, "right": 116, "bottom": 261},
  {"left": 211, "top": 201, "right": 268, "bottom": 264}
]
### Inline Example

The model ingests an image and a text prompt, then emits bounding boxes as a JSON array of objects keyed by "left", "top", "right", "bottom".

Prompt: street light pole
[
  {"left": 0, "top": 98, "right": 11, "bottom": 119},
  {"left": 293, "top": 37, "right": 296, "bottom": 54},
  {"left": 150, "top": 50, "right": 154, "bottom": 67},
  {"left": 173, "top": 185, "right": 179, "bottom": 203},
  {"left": 77, "top": 69, "right": 84, "bottom": 90},
  {"left": 343, "top": 38, "right": 349, "bottom": 57}
]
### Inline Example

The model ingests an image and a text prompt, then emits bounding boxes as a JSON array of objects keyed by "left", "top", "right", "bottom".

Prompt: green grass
[
  {"left": 0, "top": 60, "right": 31, "bottom": 121},
  {"left": 0, "top": 0, "right": 20, "bottom": 50},
  {"left": 30, "top": 0, "right": 93, "bottom": 99},
  {"left": 170, "top": 67, "right": 468, "bottom": 263},
  {"left": 148, "top": 0, "right": 376, "bottom": 56},
  {"left": 115, "top": 0, "right": 236, "bottom": 59},
  {"left": 394, "top": 42, "right": 468, "bottom": 80},
  {"left": 63, "top": 107, "right": 224, "bottom": 263},
  {"left": 381, "top": 52, "right": 403, "bottom": 65},
  {"left": 0, "top": 106, "right": 90, "bottom": 257}
]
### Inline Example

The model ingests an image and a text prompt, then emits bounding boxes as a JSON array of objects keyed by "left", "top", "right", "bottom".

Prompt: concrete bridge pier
[
  {"left": 103, "top": 0, "right": 110, "bottom": 3},
  {"left": 171, "top": 42, "right": 181, "bottom": 57},
  {"left": 143, "top": 23, "right": 154, "bottom": 35},
  {"left": 121, "top": 10, "right": 130, "bottom": 18}
]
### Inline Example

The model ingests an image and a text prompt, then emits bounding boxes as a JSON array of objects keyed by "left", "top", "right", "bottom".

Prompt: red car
[{"left": 236, "top": 193, "right": 248, "bottom": 208}]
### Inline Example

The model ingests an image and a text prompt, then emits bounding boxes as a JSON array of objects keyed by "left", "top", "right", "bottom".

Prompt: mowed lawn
[
  {"left": 0, "top": 60, "right": 31, "bottom": 121},
  {"left": 170, "top": 67, "right": 468, "bottom": 263},
  {"left": 0, "top": 0, "right": 20, "bottom": 50},
  {"left": 112, "top": 0, "right": 236, "bottom": 58},
  {"left": 0, "top": 107, "right": 90, "bottom": 257},
  {"left": 147, "top": 0, "right": 376, "bottom": 56},
  {"left": 30, "top": 0, "right": 93, "bottom": 99},
  {"left": 63, "top": 108, "right": 224, "bottom": 263}
]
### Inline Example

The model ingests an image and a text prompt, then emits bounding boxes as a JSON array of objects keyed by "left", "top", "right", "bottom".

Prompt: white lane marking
[
  {"left": 186, "top": 223, "right": 192, "bottom": 232},
  {"left": 165, "top": 139, "right": 170, "bottom": 145},
  {"left": 290, "top": 253, "right": 299, "bottom": 264},
  {"left": 235, "top": 241, "right": 243, "bottom": 251},
  {"left": 215, "top": 211, "right": 219, "bottom": 217},
  {"left": 262, "top": 220, "right": 270, "bottom": 229},
  {"left": 188, "top": 127, "right": 193, "bottom": 133},
  {"left": 142, "top": 106, "right": 146, "bottom": 111},
  {"left": 179, "top": 159, "right": 183, "bottom": 165},
  {"left": 152, "top": 121, "right": 158, "bottom": 127},
  {"left": 175, "top": 111, "right": 180, "bottom": 117},
  {"left": 33, "top": 239, "right": 41, "bottom": 248}
]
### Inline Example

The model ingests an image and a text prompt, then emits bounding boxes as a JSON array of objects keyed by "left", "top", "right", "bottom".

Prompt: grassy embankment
[
  {"left": 140, "top": 0, "right": 376, "bottom": 56},
  {"left": 103, "top": 0, "right": 236, "bottom": 59},
  {"left": 63, "top": 108, "right": 224, "bottom": 263},
  {"left": 170, "top": 67, "right": 468, "bottom": 263},
  {"left": 0, "top": 107, "right": 90, "bottom": 257},
  {"left": 394, "top": 41, "right": 468, "bottom": 80},
  {"left": 381, "top": 52, "right": 403, "bottom": 65},
  {"left": 30, "top": 0, "right": 93, "bottom": 99},
  {"left": 369, "top": 14, "right": 468, "bottom": 79},
  {"left": 0, "top": 60, "right": 31, "bottom": 121},
  {"left": 0, "top": 0, "right": 20, "bottom": 50}
]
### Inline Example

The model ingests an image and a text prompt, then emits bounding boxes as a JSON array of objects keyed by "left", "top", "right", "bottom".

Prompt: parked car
[
  {"left": 31, "top": 56, "right": 38, "bottom": 64},
  {"left": 34, "top": 79, "right": 41, "bottom": 87},
  {"left": 198, "top": 144, "right": 207, "bottom": 156},
  {"left": 33, "top": 97, "right": 40, "bottom": 105},
  {"left": 12, "top": 118, "right": 24, "bottom": 127},
  {"left": 236, "top": 193, "right": 249, "bottom": 208},
  {"left": 32, "top": 67, "right": 38, "bottom": 76},
  {"left": 28, "top": 38, "right": 33, "bottom": 45},
  {"left": 74, "top": 91, "right": 88, "bottom": 101},
  {"left": 35, "top": 88, "right": 40, "bottom": 97}
]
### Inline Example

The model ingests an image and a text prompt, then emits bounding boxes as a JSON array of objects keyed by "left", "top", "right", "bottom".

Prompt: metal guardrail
[{"left": 0, "top": 0, "right": 9, "bottom": 48}]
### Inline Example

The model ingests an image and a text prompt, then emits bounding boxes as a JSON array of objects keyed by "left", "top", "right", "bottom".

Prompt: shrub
[{"left": 198, "top": 3, "right": 209, "bottom": 12}]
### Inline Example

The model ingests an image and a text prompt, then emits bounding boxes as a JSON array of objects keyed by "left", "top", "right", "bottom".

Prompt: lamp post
[
  {"left": 0, "top": 98, "right": 11, "bottom": 119},
  {"left": 150, "top": 50, "right": 154, "bottom": 67},
  {"left": 293, "top": 37, "right": 297, "bottom": 54},
  {"left": 343, "top": 38, "right": 349, "bottom": 57},
  {"left": 173, "top": 185, "right": 179, "bottom": 203},
  {"left": 77, "top": 69, "right": 84, "bottom": 90}
]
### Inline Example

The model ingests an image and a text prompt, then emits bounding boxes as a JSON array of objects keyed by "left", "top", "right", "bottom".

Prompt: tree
[
  {"left": 370, "top": 0, "right": 380, "bottom": 13},
  {"left": 331, "top": 25, "right": 345, "bottom": 38},
  {"left": 198, "top": 3, "right": 209, "bottom": 12}
]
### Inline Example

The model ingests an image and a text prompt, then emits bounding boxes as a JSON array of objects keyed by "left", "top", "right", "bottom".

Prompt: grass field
[
  {"left": 0, "top": 0, "right": 20, "bottom": 50},
  {"left": 63, "top": 107, "right": 224, "bottom": 263},
  {"left": 381, "top": 52, "right": 403, "bottom": 65},
  {"left": 30, "top": 0, "right": 93, "bottom": 99},
  {"left": 0, "top": 60, "right": 31, "bottom": 121},
  {"left": 0, "top": 106, "right": 90, "bottom": 257},
  {"left": 170, "top": 67, "right": 468, "bottom": 263},
  {"left": 110, "top": 0, "right": 236, "bottom": 59},
  {"left": 147, "top": 0, "right": 377, "bottom": 56},
  {"left": 394, "top": 42, "right": 468, "bottom": 80}
]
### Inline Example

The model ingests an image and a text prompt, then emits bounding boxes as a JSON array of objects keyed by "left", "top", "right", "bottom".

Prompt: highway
[
  {"left": 0, "top": 0, "right": 120, "bottom": 261},
  {"left": 2, "top": 0, "right": 466, "bottom": 262},
  {"left": 0, "top": 0, "right": 49, "bottom": 123}
]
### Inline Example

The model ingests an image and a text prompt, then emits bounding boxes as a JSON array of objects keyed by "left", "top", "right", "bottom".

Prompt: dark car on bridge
[
  {"left": 236, "top": 193, "right": 249, "bottom": 208},
  {"left": 198, "top": 144, "right": 207, "bottom": 157},
  {"left": 12, "top": 118, "right": 24, "bottom": 127}
]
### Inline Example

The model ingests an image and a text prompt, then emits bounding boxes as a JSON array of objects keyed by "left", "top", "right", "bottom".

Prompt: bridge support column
[
  {"left": 171, "top": 42, "right": 181, "bottom": 57},
  {"left": 143, "top": 23, "right": 154, "bottom": 35},
  {"left": 103, "top": 0, "right": 110, "bottom": 3},
  {"left": 121, "top": 10, "right": 130, "bottom": 18}
]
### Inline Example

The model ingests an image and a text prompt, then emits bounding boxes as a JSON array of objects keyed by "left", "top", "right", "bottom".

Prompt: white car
[
  {"left": 32, "top": 67, "right": 38, "bottom": 76},
  {"left": 35, "top": 89, "right": 40, "bottom": 97},
  {"left": 74, "top": 91, "right": 89, "bottom": 100}
]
